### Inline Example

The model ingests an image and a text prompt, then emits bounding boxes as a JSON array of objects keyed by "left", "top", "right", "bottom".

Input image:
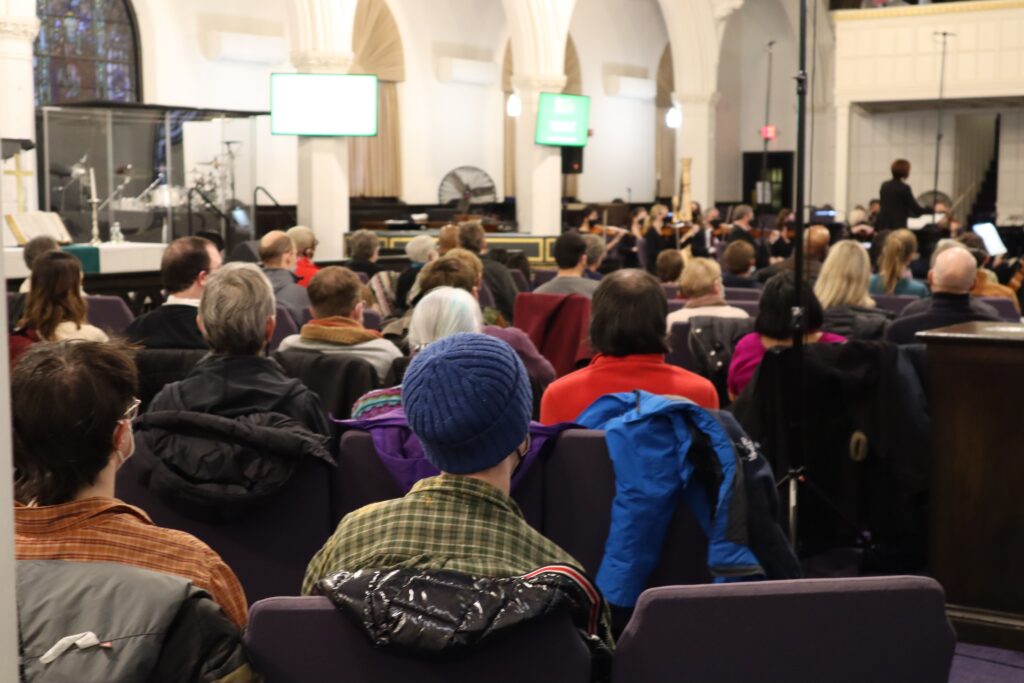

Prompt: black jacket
[
  {"left": 722, "top": 273, "right": 759, "bottom": 289},
  {"left": 823, "top": 304, "right": 894, "bottom": 341},
  {"left": 317, "top": 566, "right": 613, "bottom": 661},
  {"left": 148, "top": 354, "right": 330, "bottom": 436},
  {"left": 900, "top": 293, "right": 1000, "bottom": 319},
  {"left": 134, "top": 410, "right": 332, "bottom": 520},
  {"left": 876, "top": 178, "right": 925, "bottom": 231},
  {"left": 482, "top": 255, "right": 519, "bottom": 323},
  {"left": 125, "top": 304, "right": 206, "bottom": 349},
  {"left": 17, "top": 559, "right": 250, "bottom": 683},
  {"left": 642, "top": 227, "right": 677, "bottom": 274},
  {"left": 723, "top": 226, "right": 770, "bottom": 269},
  {"left": 885, "top": 292, "right": 1001, "bottom": 345}
]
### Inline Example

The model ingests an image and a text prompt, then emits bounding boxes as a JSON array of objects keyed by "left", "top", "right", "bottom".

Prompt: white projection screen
[{"left": 270, "top": 73, "right": 379, "bottom": 137}]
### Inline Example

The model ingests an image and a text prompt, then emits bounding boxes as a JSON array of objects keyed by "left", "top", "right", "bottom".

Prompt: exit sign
[{"left": 760, "top": 125, "right": 777, "bottom": 141}]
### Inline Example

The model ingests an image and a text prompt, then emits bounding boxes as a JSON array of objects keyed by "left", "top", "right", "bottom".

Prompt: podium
[{"left": 919, "top": 322, "right": 1024, "bottom": 651}]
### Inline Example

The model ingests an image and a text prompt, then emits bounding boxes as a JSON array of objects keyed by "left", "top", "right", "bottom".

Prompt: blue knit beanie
[{"left": 402, "top": 333, "right": 532, "bottom": 474}]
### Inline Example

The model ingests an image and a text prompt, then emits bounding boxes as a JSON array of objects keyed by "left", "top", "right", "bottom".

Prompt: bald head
[
  {"left": 259, "top": 230, "right": 296, "bottom": 269},
  {"left": 930, "top": 247, "right": 977, "bottom": 295},
  {"left": 805, "top": 225, "right": 831, "bottom": 262}
]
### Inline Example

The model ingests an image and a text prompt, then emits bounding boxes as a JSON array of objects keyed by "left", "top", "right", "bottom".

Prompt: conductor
[{"left": 876, "top": 158, "right": 926, "bottom": 230}]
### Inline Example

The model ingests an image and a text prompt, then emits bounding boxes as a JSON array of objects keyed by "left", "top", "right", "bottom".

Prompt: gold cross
[{"left": 3, "top": 154, "right": 33, "bottom": 213}]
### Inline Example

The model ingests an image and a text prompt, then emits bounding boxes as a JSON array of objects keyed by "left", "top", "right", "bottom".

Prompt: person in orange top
[
  {"left": 540, "top": 269, "right": 718, "bottom": 424},
  {"left": 287, "top": 225, "right": 320, "bottom": 287},
  {"left": 12, "top": 340, "right": 248, "bottom": 629}
]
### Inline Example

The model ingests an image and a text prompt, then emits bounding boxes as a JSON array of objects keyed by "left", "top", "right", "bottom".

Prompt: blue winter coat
[{"left": 577, "top": 391, "right": 764, "bottom": 607}]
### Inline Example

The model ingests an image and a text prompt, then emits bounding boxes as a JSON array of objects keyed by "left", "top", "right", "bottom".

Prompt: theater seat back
[
  {"left": 135, "top": 348, "right": 207, "bottom": 411},
  {"left": 85, "top": 295, "right": 134, "bottom": 334}
]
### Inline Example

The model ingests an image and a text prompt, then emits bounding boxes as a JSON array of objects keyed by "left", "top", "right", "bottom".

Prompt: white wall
[
  {"left": 567, "top": 0, "right": 668, "bottom": 204},
  {"left": 715, "top": 0, "right": 797, "bottom": 204},
  {"left": 999, "top": 110, "right": 1024, "bottom": 226}
]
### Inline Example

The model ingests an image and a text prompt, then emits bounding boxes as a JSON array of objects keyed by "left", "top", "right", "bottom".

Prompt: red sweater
[
  {"left": 540, "top": 353, "right": 719, "bottom": 425},
  {"left": 294, "top": 256, "right": 319, "bottom": 288}
]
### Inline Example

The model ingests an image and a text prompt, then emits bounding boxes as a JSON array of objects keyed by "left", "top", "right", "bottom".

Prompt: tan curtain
[
  {"left": 349, "top": 0, "right": 404, "bottom": 197},
  {"left": 655, "top": 45, "right": 676, "bottom": 198},
  {"left": 503, "top": 44, "right": 516, "bottom": 199}
]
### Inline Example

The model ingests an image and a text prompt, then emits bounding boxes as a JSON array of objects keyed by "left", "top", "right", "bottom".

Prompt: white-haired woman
[
  {"left": 352, "top": 287, "right": 483, "bottom": 418},
  {"left": 815, "top": 240, "right": 893, "bottom": 340}
]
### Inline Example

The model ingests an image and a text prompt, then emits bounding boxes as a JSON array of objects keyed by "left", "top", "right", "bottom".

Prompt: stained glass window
[{"left": 34, "top": 0, "right": 141, "bottom": 106}]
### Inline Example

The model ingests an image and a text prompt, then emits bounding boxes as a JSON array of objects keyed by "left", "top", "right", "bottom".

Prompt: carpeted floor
[{"left": 951, "top": 643, "right": 1024, "bottom": 682}]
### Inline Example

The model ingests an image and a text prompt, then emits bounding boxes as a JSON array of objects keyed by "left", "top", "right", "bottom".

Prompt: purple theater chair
[
  {"left": 269, "top": 304, "right": 299, "bottom": 351},
  {"left": 730, "top": 299, "right": 760, "bottom": 316},
  {"left": 665, "top": 321, "right": 695, "bottom": 371},
  {"left": 613, "top": 577, "right": 956, "bottom": 683},
  {"left": 510, "top": 268, "right": 530, "bottom": 293},
  {"left": 355, "top": 271, "right": 369, "bottom": 284},
  {"left": 724, "top": 286, "right": 761, "bottom": 301},
  {"left": 116, "top": 454, "right": 342, "bottom": 605},
  {"left": 667, "top": 299, "right": 684, "bottom": 313},
  {"left": 245, "top": 596, "right": 591, "bottom": 683},
  {"left": 478, "top": 281, "right": 496, "bottom": 309},
  {"left": 362, "top": 309, "right": 382, "bottom": 331},
  {"left": 532, "top": 269, "right": 557, "bottom": 288},
  {"left": 979, "top": 296, "right": 1020, "bottom": 321},
  {"left": 873, "top": 293, "right": 918, "bottom": 315},
  {"left": 661, "top": 283, "right": 680, "bottom": 300},
  {"left": 85, "top": 295, "right": 134, "bottom": 335}
]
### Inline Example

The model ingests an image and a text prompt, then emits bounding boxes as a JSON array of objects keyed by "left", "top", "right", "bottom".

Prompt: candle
[{"left": 89, "top": 167, "right": 98, "bottom": 204}]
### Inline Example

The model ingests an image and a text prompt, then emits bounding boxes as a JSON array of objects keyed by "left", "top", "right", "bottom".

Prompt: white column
[
  {"left": 0, "top": 10, "right": 40, "bottom": 219},
  {"left": 512, "top": 75, "right": 567, "bottom": 235},
  {"left": 676, "top": 92, "right": 720, "bottom": 207},
  {"left": 292, "top": 53, "right": 353, "bottom": 261},
  {"left": 834, "top": 102, "right": 851, "bottom": 214}
]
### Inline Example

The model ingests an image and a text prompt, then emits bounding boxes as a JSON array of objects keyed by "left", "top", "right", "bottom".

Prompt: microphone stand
[{"left": 932, "top": 31, "right": 955, "bottom": 215}]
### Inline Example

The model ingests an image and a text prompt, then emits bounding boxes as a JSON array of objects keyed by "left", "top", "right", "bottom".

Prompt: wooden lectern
[{"left": 919, "top": 321, "right": 1024, "bottom": 651}]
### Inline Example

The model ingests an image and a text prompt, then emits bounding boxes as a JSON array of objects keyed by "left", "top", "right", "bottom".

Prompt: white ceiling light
[
  {"left": 665, "top": 106, "right": 682, "bottom": 129},
  {"left": 506, "top": 93, "right": 522, "bottom": 118}
]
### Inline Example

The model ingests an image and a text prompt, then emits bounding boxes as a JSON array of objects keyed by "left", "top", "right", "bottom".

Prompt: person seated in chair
[
  {"left": 814, "top": 239, "right": 893, "bottom": 340},
  {"left": 753, "top": 225, "right": 831, "bottom": 286},
  {"left": 148, "top": 263, "right": 329, "bottom": 436},
  {"left": 8, "top": 236, "right": 61, "bottom": 329},
  {"left": 259, "top": 230, "right": 312, "bottom": 326},
  {"left": 346, "top": 229, "right": 383, "bottom": 278},
  {"left": 303, "top": 333, "right": 611, "bottom": 641},
  {"left": 655, "top": 249, "right": 684, "bottom": 288},
  {"left": 126, "top": 236, "right": 221, "bottom": 349},
  {"left": 458, "top": 221, "right": 518, "bottom": 322},
  {"left": 277, "top": 266, "right": 402, "bottom": 382},
  {"left": 885, "top": 247, "right": 1001, "bottom": 345},
  {"left": 13, "top": 341, "right": 249, "bottom": 631},
  {"left": 287, "top": 225, "right": 320, "bottom": 287},
  {"left": 721, "top": 240, "right": 759, "bottom": 290},
  {"left": 540, "top": 269, "right": 719, "bottom": 425},
  {"left": 666, "top": 258, "right": 749, "bottom": 325},
  {"left": 533, "top": 231, "right": 600, "bottom": 298},
  {"left": 582, "top": 233, "right": 609, "bottom": 279}
]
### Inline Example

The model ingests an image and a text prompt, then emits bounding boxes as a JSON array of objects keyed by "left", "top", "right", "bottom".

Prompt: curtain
[{"left": 349, "top": 82, "right": 401, "bottom": 198}]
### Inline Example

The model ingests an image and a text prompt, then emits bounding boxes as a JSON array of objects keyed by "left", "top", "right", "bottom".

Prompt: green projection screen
[{"left": 534, "top": 92, "right": 590, "bottom": 147}]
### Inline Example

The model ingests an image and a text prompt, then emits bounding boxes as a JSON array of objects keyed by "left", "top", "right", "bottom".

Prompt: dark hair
[
  {"left": 161, "top": 236, "right": 214, "bottom": 294},
  {"left": 755, "top": 271, "right": 824, "bottom": 340},
  {"left": 348, "top": 229, "right": 379, "bottom": 262},
  {"left": 554, "top": 230, "right": 588, "bottom": 269},
  {"left": 580, "top": 205, "right": 599, "bottom": 227},
  {"left": 307, "top": 266, "right": 362, "bottom": 318},
  {"left": 22, "top": 236, "right": 60, "bottom": 270},
  {"left": 456, "top": 221, "right": 486, "bottom": 254},
  {"left": 13, "top": 341, "right": 138, "bottom": 505},
  {"left": 655, "top": 249, "right": 683, "bottom": 284},
  {"left": 723, "top": 240, "right": 755, "bottom": 275},
  {"left": 891, "top": 159, "right": 911, "bottom": 180},
  {"left": 590, "top": 270, "right": 668, "bottom": 356},
  {"left": 20, "top": 252, "right": 87, "bottom": 339}
]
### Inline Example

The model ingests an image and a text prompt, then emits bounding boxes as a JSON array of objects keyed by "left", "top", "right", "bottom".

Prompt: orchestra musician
[
  {"left": 642, "top": 203, "right": 675, "bottom": 274},
  {"left": 722, "top": 204, "right": 770, "bottom": 269}
]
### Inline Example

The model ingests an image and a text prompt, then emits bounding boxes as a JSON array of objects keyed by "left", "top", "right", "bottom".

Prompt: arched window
[{"left": 34, "top": 0, "right": 142, "bottom": 106}]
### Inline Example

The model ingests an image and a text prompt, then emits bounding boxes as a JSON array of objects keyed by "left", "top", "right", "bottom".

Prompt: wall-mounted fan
[{"left": 438, "top": 166, "right": 497, "bottom": 213}]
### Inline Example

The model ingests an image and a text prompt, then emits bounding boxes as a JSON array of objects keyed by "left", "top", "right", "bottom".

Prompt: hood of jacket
[
  {"left": 134, "top": 409, "right": 332, "bottom": 521},
  {"left": 316, "top": 566, "right": 611, "bottom": 663}
]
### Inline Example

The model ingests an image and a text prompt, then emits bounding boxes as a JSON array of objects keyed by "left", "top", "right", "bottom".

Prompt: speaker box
[{"left": 561, "top": 146, "right": 584, "bottom": 175}]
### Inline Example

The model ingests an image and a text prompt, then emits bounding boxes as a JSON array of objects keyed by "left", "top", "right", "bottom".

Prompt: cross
[{"left": 3, "top": 153, "right": 33, "bottom": 213}]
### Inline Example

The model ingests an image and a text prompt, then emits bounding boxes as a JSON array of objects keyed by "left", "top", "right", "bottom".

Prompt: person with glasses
[
  {"left": 303, "top": 334, "right": 599, "bottom": 625},
  {"left": 12, "top": 341, "right": 251, "bottom": 678}
]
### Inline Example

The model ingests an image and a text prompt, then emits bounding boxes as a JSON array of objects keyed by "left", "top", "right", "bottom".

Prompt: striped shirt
[{"left": 15, "top": 497, "right": 248, "bottom": 628}]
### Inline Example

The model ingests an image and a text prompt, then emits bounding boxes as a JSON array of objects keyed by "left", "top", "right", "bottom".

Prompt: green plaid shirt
[{"left": 302, "top": 475, "right": 584, "bottom": 595}]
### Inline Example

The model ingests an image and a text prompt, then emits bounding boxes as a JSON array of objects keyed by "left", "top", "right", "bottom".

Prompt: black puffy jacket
[{"left": 822, "top": 304, "right": 894, "bottom": 341}]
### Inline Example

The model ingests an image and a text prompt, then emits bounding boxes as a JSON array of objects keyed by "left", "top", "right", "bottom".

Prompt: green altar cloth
[{"left": 62, "top": 244, "right": 100, "bottom": 274}]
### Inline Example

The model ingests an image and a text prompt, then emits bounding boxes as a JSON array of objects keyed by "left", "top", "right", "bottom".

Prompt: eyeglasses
[{"left": 121, "top": 397, "right": 141, "bottom": 422}]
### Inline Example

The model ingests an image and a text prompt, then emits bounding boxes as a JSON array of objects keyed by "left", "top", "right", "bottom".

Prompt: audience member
[
  {"left": 148, "top": 263, "right": 329, "bottom": 435},
  {"left": 870, "top": 228, "right": 928, "bottom": 297},
  {"left": 899, "top": 241, "right": 1001, "bottom": 319},
  {"left": 955, "top": 234, "right": 1021, "bottom": 312},
  {"left": 126, "top": 236, "right": 220, "bottom": 349},
  {"left": 10, "top": 252, "right": 107, "bottom": 364},
  {"left": 667, "top": 258, "right": 749, "bottom": 325},
  {"left": 277, "top": 266, "right": 402, "bottom": 381},
  {"left": 540, "top": 269, "right": 719, "bottom": 424},
  {"left": 754, "top": 225, "right": 831, "bottom": 285},
  {"left": 655, "top": 249, "right": 684, "bottom": 287},
  {"left": 303, "top": 334, "right": 600, "bottom": 627},
  {"left": 728, "top": 271, "right": 845, "bottom": 399},
  {"left": 533, "top": 231, "right": 600, "bottom": 298},
  {"left": 436, "top": 223, "right": 459, "bottom": 256},
  {"left": 12, "top": 341, "right": 249, "bottom": 629},
  {"left": 581, "top": 233, "right": 608, "bottom": 279},
  {"left": 722, "top": 240, "right": 759, "bottom": 289},
  {"left": 346, "top": 229, "right": 382, "bottom": 278},
  {"left": 723, "top": 204, "right": 769, "bottom": 269},
  {"left": 259, "top": 230, "right": 312, "bottom": 326},
  {"left": 885, "top": 247, "right": 1001, "bottom": 344},
  {"left": 396, "top": 234, "right": 438, "bottom": 310},
  {"left": 814, "top": 239, "right": 893, "bottom": 339},
  {"left": 17, "top": 235, "right": 60, "bottom": 294},
  {"left": 458, "top": 220, "right": 518, "bottom": 322},
  {"left": 287, "top": 225, "right": 319, "bottom": 287},
  {"left": 847, "top": 207, "right": 875, "bottom": 240}
]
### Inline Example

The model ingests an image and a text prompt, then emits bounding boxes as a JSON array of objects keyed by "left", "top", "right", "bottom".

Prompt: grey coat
[{"left": 263, "top": 267, "right": 311, "bottom": 326}]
